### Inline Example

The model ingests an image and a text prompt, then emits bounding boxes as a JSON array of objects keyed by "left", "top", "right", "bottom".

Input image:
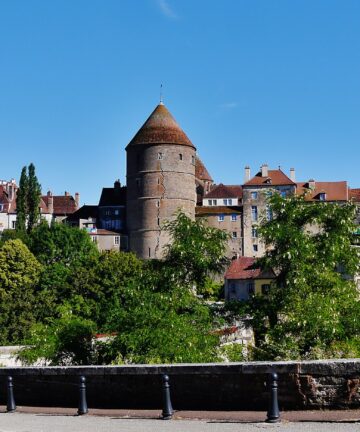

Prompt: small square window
[
  {"left": 251, "top": 192, "right": 258, "bottom": 200},
  {"left": 232, "top": 231, "right": 237, "bottom": 238},
  {"left": 218, "top": 214, "right": 224, "bottom": 222},
  {"left": 231, "top": 214, "right": 237, "bottom": 221}
]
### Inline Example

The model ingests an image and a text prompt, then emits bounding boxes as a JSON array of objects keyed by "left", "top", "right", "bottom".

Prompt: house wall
[
  {"left": 242, "top": 186, "right": 295, "bottom": 257},
  {"left": 225, "top": 278, "right": 274, "bottom": 301},
  {"left": 196, "top": 212, "right": 242, "bottom": 258}
]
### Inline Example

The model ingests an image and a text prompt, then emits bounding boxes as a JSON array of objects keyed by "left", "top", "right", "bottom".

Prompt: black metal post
[
  {"left": 7, "top": 376, "right": 16, "bottom": 412},
  {"left": 77, "top": 375, "right": 88, "bottom": 415},
  {"left": 161, "top": 374, "right": 173, "bottom": 420},
  {"left": 266, "top": 372, "right": 280, "bottom": 423}
]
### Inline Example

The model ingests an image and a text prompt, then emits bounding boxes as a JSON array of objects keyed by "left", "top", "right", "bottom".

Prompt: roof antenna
[{"left": 159, "top": 83, "right": 164, "bottom": 105}]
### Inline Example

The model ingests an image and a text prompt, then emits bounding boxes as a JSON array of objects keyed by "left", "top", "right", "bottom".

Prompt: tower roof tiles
[{"left": 126, "top": 103, "right": 195, "bottom": 150}]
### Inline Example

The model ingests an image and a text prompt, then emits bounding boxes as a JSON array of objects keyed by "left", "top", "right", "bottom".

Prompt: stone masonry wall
[{"left": 0, "top": 360, "right": 359, "bottom": 410}]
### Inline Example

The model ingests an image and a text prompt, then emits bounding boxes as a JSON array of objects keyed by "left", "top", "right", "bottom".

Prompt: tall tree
[
  {"left": 15, "top": 166, "right": 28, "bottom": 232},
  {"left": 249, "top": 193, "right": 360, "bottom": 360},
  {"left": 0, "top": 239, "right": 42, "bottom": 343},
  {"left": 27, "top": 163, "right": 42, "bottom": 233},
  {"left": 15, "top": 163, "right": 42, "bottom": 233}
]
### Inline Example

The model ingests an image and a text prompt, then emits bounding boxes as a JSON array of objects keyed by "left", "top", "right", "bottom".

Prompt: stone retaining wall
[{"left": 0, "top": 360, "right": 359, "bottom": 410}]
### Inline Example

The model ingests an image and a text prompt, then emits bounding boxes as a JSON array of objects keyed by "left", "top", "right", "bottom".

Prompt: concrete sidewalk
[
  {"left": 0, "top": 410, "right": 360, "bottom": 432},
  {"left": 1, "top": 405, "right": 360, "bottom": 422}
]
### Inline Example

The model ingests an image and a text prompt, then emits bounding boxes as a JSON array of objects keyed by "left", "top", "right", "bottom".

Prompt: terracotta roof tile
[
  {"left": 244, "top": 169, "right": 295, "bottom": 186},
  {"left": 225, "top": 257, "right": 275, "bottom": 280},
  {"left": 296, "top": 181, "right": 348, "bottom": 201},
  {"left": 42, "top": 195, "right": 78, "bottom": 215},
  {"left": 349, "top": 188, "right": 360, "bottom": 202},
  {"left": 204, "top": 183, "right": 243, "bottom": 199},
  {"left": 195, "top": 156, "right": 213, "bottom": 182},
  {"left": 126, "top": 103, "right": 195, "bottom": 149},
  {"left": 196, "top": 205, "right": 242, "bottom": 215}
]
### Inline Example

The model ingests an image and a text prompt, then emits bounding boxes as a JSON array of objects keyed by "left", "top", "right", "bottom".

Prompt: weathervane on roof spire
[{"left": 159, "top": 83, "right": 164, "bottom": 105}]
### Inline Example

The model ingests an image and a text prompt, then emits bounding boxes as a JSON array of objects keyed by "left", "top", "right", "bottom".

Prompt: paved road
[{"left": 0, "top": 412, "right": 359, "bottom": 432}]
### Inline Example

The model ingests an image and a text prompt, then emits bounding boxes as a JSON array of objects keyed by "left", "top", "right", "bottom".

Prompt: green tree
[
  {"left": 162, "top": 210, "right": 230, "bottom": 291},
  {"left": 27, "top": 163, "right": 42, "bottom": 233},
  {"left": 0, "top": 239, "right": 42, "bottom": 343},
  {"left": 103, "top": 212, "right": 228, "bottom": 364},
  {"left": 15, "top": 163, "right": 42, "bottom": 233},
  {"left": 19, "top": 311, "right": 97, "bottom": 366},
  {"left": 15, "top": 166, "right": 28, "bottom": 232},
  {"left": 249, "top": 193, "right": 360, "bottom": 360}
]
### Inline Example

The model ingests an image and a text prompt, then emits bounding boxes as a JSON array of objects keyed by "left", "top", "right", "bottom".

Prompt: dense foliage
[
  {"left": 15, "top": 163, "right": 41, "bottom": 233},
  {"left": 247, "top": 193, "right": 360, "bottom": 360},
  {"left": 4, "top": 211, "right": 227, "bottom": 365}
]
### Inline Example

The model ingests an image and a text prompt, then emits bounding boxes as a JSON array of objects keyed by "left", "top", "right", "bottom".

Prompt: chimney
[
  {"left": 47, "top": 191, "right": 53, "bottom": 214},
  {"left": 261, "top": 164, "right": 268, "bottom": 177},
  {"left": 75, "top": 192, "right": 80, "bottom": 209},
  {"left": 114, "top": 179, "right": 121, "bottom": 189},
  {"left": 65, "top": 191, "right": 70, "bottom": 196},
  {"left": 290, "top": 167, "right": 296, "bottom": 182},
  {"left": 308, "top": 179, "right": 316, "bottom": 190},
  {"left": 244, "top": 166, "right": 251, "bottom": 183}
]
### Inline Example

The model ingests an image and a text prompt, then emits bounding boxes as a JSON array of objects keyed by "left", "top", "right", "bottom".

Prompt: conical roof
[{"left": 126, "top": 103, "right": 195, "bottom": 150}]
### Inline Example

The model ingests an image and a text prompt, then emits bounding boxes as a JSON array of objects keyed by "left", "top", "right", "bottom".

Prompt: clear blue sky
[{"left": 1, "top": 0, "right": 359, "bottom": 205}]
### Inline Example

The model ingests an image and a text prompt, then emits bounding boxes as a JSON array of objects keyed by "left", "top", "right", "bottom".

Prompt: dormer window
[{"left": 319, "top": 193, "right": 326, "bottom": 201}]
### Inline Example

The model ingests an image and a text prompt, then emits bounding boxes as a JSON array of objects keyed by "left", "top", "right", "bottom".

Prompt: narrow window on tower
[
  {"left": 148, "top": 247, "right": 151, "bottom": 258},
  {"left": 157, "top": 178, "right": 160, "bottom": 185},
  {"left": 157, "top": 217, "right": 160, "bottom": 226},
  {"left": 158, "top": 152, "right": 163, "bottom": 160},
  {"left": 156, "top": 200, "right": 160, "bottom": 207},
  {"left": 179, "top": 153, "right": 183, "bottom": 160},
  {"left": 191, "top": 155, "right": 195, "bottom": 165}
]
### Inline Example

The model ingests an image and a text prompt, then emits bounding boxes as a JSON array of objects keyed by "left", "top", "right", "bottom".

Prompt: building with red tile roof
[
  {"left": 296, "top": 180, "right": 348, "bottom": 201},
  {"left": 224, "top": 257, "right": 275, "bottom": 301}
]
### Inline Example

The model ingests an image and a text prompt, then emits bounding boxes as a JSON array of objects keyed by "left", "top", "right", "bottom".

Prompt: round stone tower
[{"left": 126, "top": 102, "right": 196, "bottom": 259}]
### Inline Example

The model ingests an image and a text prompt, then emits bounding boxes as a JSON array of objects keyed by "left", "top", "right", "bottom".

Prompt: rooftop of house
[
  {"left": 296, "top": 181, "right": 348, "bottom": 201},
  {"left": 99, "top": 181, "right": 126, "bottom": 207},
  {"left": 225, "top": 257, "right": 275, "bottom": 280},
  {"left": 349, "top": 188, "right": 360, "bottom": 203},
  {"left": 204, "top": 183, "right": 243, "bottom": 199},
  {"left": 42, "top": 194, "right": 78, "bottom": 215},
  {"left": 89, "top": 229, "right": 120, "bottom": 236},
  {"left": 65, "top": 205, "right": 99, "bottom": 222},
  {"left": 126, "top": 103, "right": 195, "bottom": 149},
  {"left": 195, "top": 156, "right": 213, "bottom": 182},
  {"left": 244, "top": 168, "right": 295, "bottom": 187},
  {"left": 196, "top": 205, "right": 242, "bottom": 216}
]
